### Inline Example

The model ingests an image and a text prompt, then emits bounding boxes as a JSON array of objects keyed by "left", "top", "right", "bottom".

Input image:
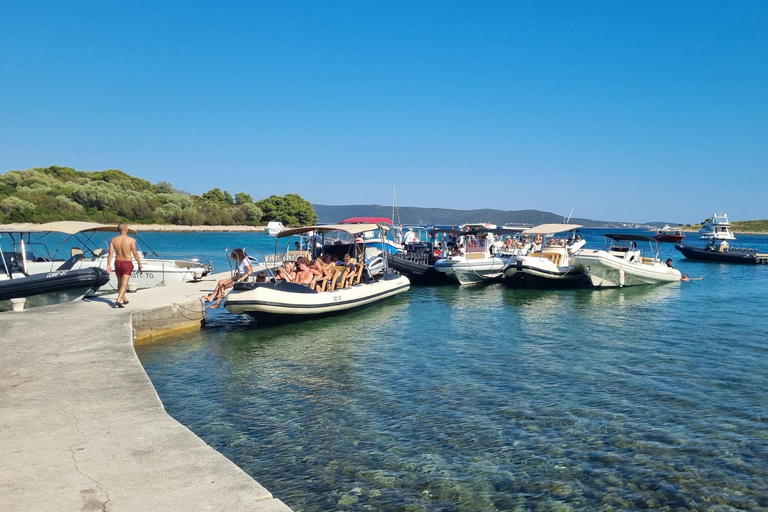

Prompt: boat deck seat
[
  {"left": 328, "top": 265, "right": 349, "bottom": 291},
  {"left": 527, "top": 251, "right": 562, "bottom": 266},
  {"left": 353, "top": 263, "right": 364, "bottom": 285},
  {"left": 71, "top": 247, "right": 83, "bottom": 258},
  {"left": 465, "top": 253, "right": 486, "bottom": 260},
  {"left": 542, "top": 253, "right": 563, "bottom": 266}
]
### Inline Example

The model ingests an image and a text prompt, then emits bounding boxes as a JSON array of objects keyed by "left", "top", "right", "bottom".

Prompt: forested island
[
  {"left": 2, "top": 166, "right": 766, "bottom": 232},
  {"left": 0, "top": 166, "right": 317, "bottom": 226}
]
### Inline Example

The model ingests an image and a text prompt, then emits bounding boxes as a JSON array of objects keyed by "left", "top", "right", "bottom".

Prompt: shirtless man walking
[{"left": 106, "top": 223, "right": 142, "bottom": 308}]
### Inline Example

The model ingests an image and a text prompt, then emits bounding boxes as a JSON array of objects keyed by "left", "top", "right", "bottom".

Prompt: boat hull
[
  {"left": 22, "top": 257, "right": 211, "bottom": 293},
  {"left": 503, "top": 258, "right": 589, "bottom": 288},
  {"left": 224, "top": 273, "right": 410, "bottom": 323},
  {"left": 652, "top": 234, "right": 685, "bottom": 243},
  {"left": 675, "top": 244, "right": 766, "bottom": 264},
  {"left": 433, "top": 256, "right": 510, "bottom": 285},
  {"left": 573, "top": 250, "right": 681, "bottom": 288},
  {"left": 385, "top": 253, "right": 452, "bottom": 285},
  {"left": 0, "top": 267, "right": 110, "bottom": 311}
]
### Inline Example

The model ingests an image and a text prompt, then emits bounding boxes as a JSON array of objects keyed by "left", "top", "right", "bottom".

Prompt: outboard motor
[{"left": 367, "top": 254, "right": 384, "bottom": 276}]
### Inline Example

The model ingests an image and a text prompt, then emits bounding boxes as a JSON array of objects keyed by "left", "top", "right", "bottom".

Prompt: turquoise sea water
[{"left": 136, "top": 230, "right": 768, "bottom": 511}]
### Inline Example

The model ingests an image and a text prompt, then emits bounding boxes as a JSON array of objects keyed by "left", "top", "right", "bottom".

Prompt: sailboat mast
[{"left": 391, "top": 184, "right": 401, "bottom": 225}]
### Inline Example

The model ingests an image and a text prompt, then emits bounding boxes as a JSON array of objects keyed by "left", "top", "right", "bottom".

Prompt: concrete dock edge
[{"left": 0, "top": 273, "right": 293, "bottom": 511}]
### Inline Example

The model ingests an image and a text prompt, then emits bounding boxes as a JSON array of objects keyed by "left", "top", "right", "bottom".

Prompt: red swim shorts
[{"left": 114, "top": 260, "right": 134, "bottom": 277}]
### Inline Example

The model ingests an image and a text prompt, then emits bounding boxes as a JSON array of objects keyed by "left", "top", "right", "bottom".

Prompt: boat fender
[{"left": 619, "top": 269, "right": 625, "bottom": 287}]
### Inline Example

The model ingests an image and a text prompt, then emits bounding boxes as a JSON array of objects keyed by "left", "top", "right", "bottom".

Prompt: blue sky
[{"left": 1, "top": 1, "right": 766, "bottom": 224}]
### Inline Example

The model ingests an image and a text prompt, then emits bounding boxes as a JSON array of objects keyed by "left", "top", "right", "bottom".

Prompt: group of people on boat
[
  {"left": 202, "top": 249, "right": 366, "bottom": 306},
  {"left": 274, "top": 254, "right": 361, "bottom": 291}
]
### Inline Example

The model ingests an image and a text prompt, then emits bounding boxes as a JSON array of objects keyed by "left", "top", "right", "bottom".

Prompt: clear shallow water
[{"left": 136, "top": 230, "right": 768, "bottom": 511}]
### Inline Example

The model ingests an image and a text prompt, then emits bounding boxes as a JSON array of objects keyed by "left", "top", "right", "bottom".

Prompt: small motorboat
[
  {"left": 2, "top": 221, "right": 213, "bottom": 293},
  {"left": 434, "top": 224, "right": 531, "bottom": 285},
  {"left": 675, "top": 239, "right": 767, "bottom": 264},
  {"left": 383, "top": 226, "right": 454, "bottom": 285},
  {"left": 503, "top": 224, "right": 589, "bottom": 288},
  {"left": 572, "top": 233, "right": 681, "bottom": 287},
  {"left": 265, "top": 221, "right": 285, "bottom": 236},
  {"left": 651, "top": 225, "right": 685, "bottom": 243},
  {"left": 225, "top": 222, "right": 410, "bottom": 323},
  {"left": 1, "top": 242, "right": 110, "bottom": 311}
]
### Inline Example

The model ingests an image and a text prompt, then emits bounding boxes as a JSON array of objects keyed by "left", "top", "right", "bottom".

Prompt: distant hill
[{"left": 312, "top": 204, "right": 635, "bottom": 228}]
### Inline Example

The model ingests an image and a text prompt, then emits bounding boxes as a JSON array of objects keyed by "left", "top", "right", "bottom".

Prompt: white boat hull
[
  {"left": 434, "top": 256, "right": 510, "bottom": 285},
  {"left": 573, "top": 250, "right": 681, "bottom": 287},
  {"left": 224, "top": 273, "right": 410, "bottom": 322},
  {"left": 21, "top": 257, "right": 212, "bottom": 293},
  {"left": 504, "top": 256, "right": 587, "bottom": 287}
]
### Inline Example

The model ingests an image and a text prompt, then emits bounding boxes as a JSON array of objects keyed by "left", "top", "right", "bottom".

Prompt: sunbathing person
[{"left": 203, "top": 248, "right": 252, "bottom": 308}]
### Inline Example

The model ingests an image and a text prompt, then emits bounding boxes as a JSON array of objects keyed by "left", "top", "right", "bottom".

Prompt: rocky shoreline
[{"left": 0, "top": 223, "right": 266, "bottom": 233}]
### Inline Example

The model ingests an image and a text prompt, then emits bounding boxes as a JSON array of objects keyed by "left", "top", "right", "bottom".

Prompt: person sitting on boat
[
  {"left": 718, "top": 241, "right": 729, "bottom": 253},
  {"left": 503, "top": 236, "right": 514, "bottom": 250},
  {"left": 341, "top": 253, "right": 359, "bottom": 288},
  {"left": 404, "top": 228, "right": 416, "bottom": 245},
  {"left": 311, "top": 258, "right": 332, "bottom": 291},
  {"left": 666, "top": 258, "right": 674, "bottom": 268},
  {"left": 274, "top": 261, "right": 296, "bottom": 282},
  {"left": 450, "top": 244, "right": 464, "bottom": 257},
  {"left": 294, "top": 258, "right": 318, "bottom": 289},
  {"left": 203, "top": 248, "right": 252, "bottom": 308},
  {"left": 255, "top": 272, "right": 267, "bottom": 283}
]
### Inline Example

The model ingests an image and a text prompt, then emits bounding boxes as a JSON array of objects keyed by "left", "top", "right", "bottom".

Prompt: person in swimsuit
[
  {"left": 203, "top": 248, "right": 252, "bottom": 308},
  {"left": 294, "top": 259, "right": 318, "bottom": 290},
  {"left": 274, "top": 261, "right": 296, "bottom": 282},
  {"left": 107, "top": 223, "right": 143, "bottom": 308},
  {"left": 311, "top": 258, "right": 331, "bottom": 292}
]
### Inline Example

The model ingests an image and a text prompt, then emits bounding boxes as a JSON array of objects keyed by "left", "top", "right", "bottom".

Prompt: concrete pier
[{"left": 0, "top": 273, "right": 292, "bottom": 511}]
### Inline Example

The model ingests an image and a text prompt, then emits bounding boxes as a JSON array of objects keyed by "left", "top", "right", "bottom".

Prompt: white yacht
[
  {"left": 503, "top": 224, "right": 588, "bottom": 287},
  {"left": 572, "top": 234, "right": 681, "bottom": 287},
  {"left": 265, "top": 221, "right": 285, "bottom": 236},
  {"left": 2, "top": 221, "right": 213, "bottom": 292},
  {"left": 433, "top": 224, "right": 531, "bottom": 285},
  {"left": 698, "top": 213, "right": 736, "bottom": 240},
  {"left": 224, "top": 223, "right": 410, "bottom": 323}
]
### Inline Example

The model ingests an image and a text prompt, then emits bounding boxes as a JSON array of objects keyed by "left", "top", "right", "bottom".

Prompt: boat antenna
[
  {"left": 565, "top": 208, "right": 574, "bottom": 223},
  {"left": 391, "top": 184, "right": 401, "bottom": 225}
]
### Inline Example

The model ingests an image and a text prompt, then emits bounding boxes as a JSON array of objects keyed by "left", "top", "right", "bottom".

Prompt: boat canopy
[
  {"left": 0, "top": 227, "right": 45, "bottom": 235},
  {"left": 428, "top": 226, "right": 528, "bottom": 237},
  {"left": 35, "top": 221, "right": 138, "bottom": 235},
  {"left": 277, "top": 223, "right": 386, "bottom": 238},
  {"left": 339, "top": 217, "right": 393, "bottom": 224},
  {"left": 523, "top": 223, "right": 582, "bottom": 235}
]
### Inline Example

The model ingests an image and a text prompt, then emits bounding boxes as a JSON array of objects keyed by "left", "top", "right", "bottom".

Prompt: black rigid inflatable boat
[
  {"left": 0, "top": 253, "right": 110, "bottom": 311},
  {"left": 675, "top": 243, "right": 767, "bottom": 264}
]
